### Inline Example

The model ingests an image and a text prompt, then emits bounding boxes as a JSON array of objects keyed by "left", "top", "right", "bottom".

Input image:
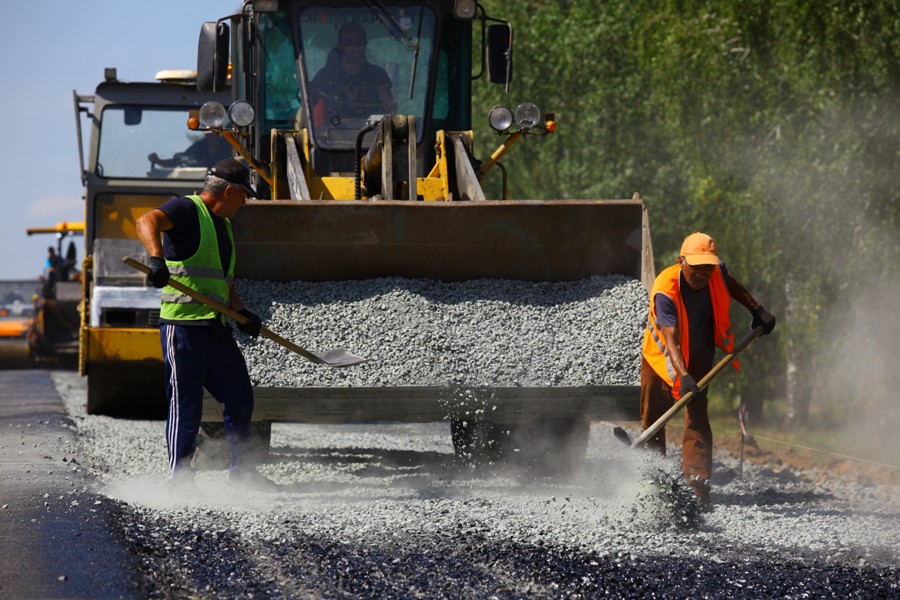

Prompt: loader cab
[
  {"left": 295, "top": 5, "right": 440, "bottom": 150},
  {"left": 201, "top": 0, "right": 481, "bottom": 193}
]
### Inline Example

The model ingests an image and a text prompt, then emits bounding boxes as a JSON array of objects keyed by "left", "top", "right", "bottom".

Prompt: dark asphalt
[{"left": 0, "top": 370, "right": 141, "bottom": 599}]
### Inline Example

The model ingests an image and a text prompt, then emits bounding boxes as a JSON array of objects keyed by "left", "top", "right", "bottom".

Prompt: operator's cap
[
  {"left": 680, "top": 232, "right": 720, "bottom": 266},
  {"left": 208, "top": 158, "right": 257, "bottom": 198}
]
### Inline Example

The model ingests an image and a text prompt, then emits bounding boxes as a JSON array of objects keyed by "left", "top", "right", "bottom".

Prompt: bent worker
[
  {"left": 136, "top": 158, "right": 276, "bottom": 493},
  {"left": 641, "top": 232, "right": 775, "bottom": 509}
]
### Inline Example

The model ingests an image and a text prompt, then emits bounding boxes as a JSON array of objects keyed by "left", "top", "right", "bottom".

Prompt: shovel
[
  {"left": 614, "top": 326, "right": 764, "bottom": 447},
  {"left": 123, "top": 256, "right": 366, "bottom": 367}
]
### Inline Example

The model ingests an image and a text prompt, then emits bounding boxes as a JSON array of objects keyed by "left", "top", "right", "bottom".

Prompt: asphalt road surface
[{"left": 0, "top": 370, "right": 140, "bottom": 599}]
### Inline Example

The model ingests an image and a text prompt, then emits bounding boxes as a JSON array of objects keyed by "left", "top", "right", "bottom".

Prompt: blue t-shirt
[
  {"left": 158, "top": 196, "right": 232, "bottom": 271},
  {"left": 654, "top": 263, "right": 729, "bottom": 362}
]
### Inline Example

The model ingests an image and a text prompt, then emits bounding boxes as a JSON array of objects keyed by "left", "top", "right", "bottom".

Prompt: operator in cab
[
  {"left": 309, "top": 23, "right": 397, "bottom": 126},
  {"left": 148, "top": 134, "right": 233, "bottom": 169}
]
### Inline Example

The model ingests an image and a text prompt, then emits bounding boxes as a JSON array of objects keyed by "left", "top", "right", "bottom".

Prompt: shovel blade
[
  {"left": 315, "top": 347, "right": 367, "bottom": 368},
  {"left": 613, "top": 426, "right": 633, "bottom": 446}
]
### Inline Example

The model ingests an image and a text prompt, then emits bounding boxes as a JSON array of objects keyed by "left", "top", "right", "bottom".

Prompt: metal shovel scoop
[{"left": 123, "top": 256, "right": 366, "bottom": 367}]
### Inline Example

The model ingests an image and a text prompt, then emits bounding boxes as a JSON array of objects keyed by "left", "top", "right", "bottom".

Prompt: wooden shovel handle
[
  {"left": 630, "top": 326, "right": 764, "bottom": 447},
  {"left": 122, "top": 256, "right": 326, "bottom": 364}
]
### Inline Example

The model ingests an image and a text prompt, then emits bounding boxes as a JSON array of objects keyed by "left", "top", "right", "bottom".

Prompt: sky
[{"left": 0, "top": 1, "right": 233, "bottom": 280}]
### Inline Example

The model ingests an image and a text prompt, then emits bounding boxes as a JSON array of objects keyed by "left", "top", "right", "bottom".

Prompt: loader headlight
[
  {"left": 453, "top": 0, "right": 477, "bottom": 19},
  {"left": 488, "top": 105, "right": 514, "bottom": 132},
  {"left": 228, "top": 101, "right": 256, "bottom": 128},
  {"left": 514, "top": 102, "right": 541, "bottom": 129},
  {"left": 199, "top": 101, "right": 227, "bottom": 129}
]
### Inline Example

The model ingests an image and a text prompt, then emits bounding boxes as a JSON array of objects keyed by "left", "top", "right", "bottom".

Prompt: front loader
[{"left": 196, "top": 0, "right": 655, "bottom": 469}]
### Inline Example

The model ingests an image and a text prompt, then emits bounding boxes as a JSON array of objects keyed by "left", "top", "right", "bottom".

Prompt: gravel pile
[
  {"left": 52, "top": 371, "right": 900, "bottom": 599},
  {"left": 235, "top": 275, "right": 647, "bottom": 388}
]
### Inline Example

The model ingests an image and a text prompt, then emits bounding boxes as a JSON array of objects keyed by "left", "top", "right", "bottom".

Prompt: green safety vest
[{"left": 159, "top": 195, "right": 235, "bottom": 322}]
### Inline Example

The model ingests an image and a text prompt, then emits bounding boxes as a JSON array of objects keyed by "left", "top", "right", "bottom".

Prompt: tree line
[{"left": 473, "top": 0, "right": 900, "bottom": 432}]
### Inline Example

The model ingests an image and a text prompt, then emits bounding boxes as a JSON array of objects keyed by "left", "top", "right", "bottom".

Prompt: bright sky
[{"left": 0, "top": 1, "right": 231, "bottom": 280}]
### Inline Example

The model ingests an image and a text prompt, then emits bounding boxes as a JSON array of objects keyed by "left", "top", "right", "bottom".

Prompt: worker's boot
[
  {"left": 686, "top": 475, "right": 713, "bottom": 512},
  {"left": 228, "top": 467, "right": 279, "bottom": 492},
  {"left": 168, "top": 466, "right": 202, "bottom": 499}
]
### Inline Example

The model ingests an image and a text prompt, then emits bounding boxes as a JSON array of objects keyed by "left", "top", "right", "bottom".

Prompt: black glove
[
  {"left": 751, "top": 306, "right": 776, "bottom": 335},
  {"left": 147, "top": 256, "right": 170, "bottom": 288},
  {"left": 236, "top": 309, "right": 262, "bottom": 338},
  {"left": 679, "top": 374, "right": 702, "bottom": 399}
]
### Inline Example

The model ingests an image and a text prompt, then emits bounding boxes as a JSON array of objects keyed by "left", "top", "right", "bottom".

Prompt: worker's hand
[
  {"left": 751, "top": 306, "right": 776, "bottom": 335},
  {"left": 678, "top": 374, "right": 702, "bottom": 399},
  {"left": 147, "top": 257, "right": 170, "bottom": 288},
  {"left": 236, "top": 309, "right": 262, "bottom": 338}
]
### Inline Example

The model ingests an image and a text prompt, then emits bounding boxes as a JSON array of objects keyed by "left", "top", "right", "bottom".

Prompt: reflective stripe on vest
[
  {"left": 641, "top": 263, "right": 735, "bottom": 397},
  {"left": 159, "top": 195, "right": 235, "bottom": 322}
]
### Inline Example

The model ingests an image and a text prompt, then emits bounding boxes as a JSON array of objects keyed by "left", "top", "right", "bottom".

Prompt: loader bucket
[{"left": 232, "top": 199, "right": 654, "bottom": 289}]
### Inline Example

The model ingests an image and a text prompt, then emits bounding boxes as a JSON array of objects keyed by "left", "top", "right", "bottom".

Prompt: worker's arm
[
  {"left": 228, "top": 284, "right": 246, "bottom": 312},
  {"left": 136, "top": 209, "right": 174, "bottom": 288},
  {"left": 660, "top": 324, "right": 701, "bottom": 398},
  {"left": 377, "top": 84, "right": 397, "bottom": 113},
  {"left": 229, "top": 284, "right": 262, "bottom": 338},
  {"left": 726, "top": 273, "right": 776, "bottom": 335},
  {"left": 135, "top": 208, "right": 174, "bottom": 258},
  {"left": 659, "top": 325, "right": 689, "bottom": 381},
  {"left": 231, "top": 288, "right": 262, "bottom": 337},
  {"left": 725, "top": 273, "right": 759, "bottom": 312}
]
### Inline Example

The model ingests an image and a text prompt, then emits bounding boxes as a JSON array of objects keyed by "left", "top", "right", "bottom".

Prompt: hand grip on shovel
[
  {"left": 614, "top": 326, "right": 764, "bottom": 448},
  {"left": 123, "top": 256, "right": 365, "bottom": 368}
]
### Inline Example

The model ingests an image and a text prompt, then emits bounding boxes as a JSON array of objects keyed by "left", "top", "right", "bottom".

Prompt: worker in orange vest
[{"left": 641, "top": 232, "right": 775, "bottom": 509}]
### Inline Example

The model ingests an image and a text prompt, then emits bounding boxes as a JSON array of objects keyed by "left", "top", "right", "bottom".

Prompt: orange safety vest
[{"left": 642, "top": 263, "right": 735, "bottom": 398}]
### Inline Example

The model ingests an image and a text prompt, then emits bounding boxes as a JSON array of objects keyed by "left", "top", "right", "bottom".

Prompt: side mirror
[
  {"left": 197, "top": 21, "right": 230, "bottom": 92},
  {"left": 487, "top": 23, "right": 512, "bottom": 85}
]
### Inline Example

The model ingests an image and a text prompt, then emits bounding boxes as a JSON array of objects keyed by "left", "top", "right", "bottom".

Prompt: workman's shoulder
[
  {"left": 159, "top": 195, "right": 196, "bottom": 212},
  {"left": 159, "top": 195, "right": 199, "bottom": 225}
]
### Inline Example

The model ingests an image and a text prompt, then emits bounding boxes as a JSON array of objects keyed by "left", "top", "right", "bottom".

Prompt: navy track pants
[{"left": 160, "top": 322, "right": 254, "bottom": 477}]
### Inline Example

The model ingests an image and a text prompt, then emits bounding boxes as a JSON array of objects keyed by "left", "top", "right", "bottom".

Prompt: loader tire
[{"left": 86, "top": 362, "right": 166, "bottom": 418}]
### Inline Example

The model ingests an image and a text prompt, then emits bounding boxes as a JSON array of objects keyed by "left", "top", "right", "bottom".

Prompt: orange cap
[{"left": 680, "top": 232, "right": 720, "bottom": 266}]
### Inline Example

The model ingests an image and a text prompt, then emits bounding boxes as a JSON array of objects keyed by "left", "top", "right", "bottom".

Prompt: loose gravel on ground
[
  {"left": 53, "top": 371, "right": 899, "bottom": 598},
  {"left": 32, "top": 271, "right": 898, "bottom": 598}
]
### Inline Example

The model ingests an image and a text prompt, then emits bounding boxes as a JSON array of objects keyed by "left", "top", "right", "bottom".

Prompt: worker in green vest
[{"left": 136, "top": 158, "right": 276, "bottom": 495}]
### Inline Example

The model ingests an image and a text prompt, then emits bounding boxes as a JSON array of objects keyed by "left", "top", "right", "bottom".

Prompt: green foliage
[{"left": 474, "top": 0, "right": 900, "bottom": 428}]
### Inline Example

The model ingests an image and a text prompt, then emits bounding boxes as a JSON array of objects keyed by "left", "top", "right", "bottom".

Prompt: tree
[{"left": 475, "top": 0, "right": 900, "bottom": 431}]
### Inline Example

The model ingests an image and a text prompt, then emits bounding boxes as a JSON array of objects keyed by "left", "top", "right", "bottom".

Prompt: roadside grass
[{"left": 703, "top": 397, "right": 900, "bottom": 474}]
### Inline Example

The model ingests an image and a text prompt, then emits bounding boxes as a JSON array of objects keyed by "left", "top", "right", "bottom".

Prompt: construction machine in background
[
  {"left": 189, "top": 0, "right": 655, "bottom": 468},
  {"left": 74, "top": 68, "right": 231, "bottom": 416},
  {"left": 0, "top": 280, "right": 39, "bottom": 368},
  {"left": 25, "top": 222, "right": 84, "bottom": 368}
]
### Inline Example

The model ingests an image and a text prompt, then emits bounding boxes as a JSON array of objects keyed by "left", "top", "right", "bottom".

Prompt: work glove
[
  {"left": 147, "top": 256, "right": 170, "bottom": 288},
  {"left": 236, "top": 309, "right": 262, "bottom": 338},
  {"left": 678, "top": 374, "right": 702, "bottom": 400},
  {"left": 751, "top": 306, "right": 776, "bottom": 335}
]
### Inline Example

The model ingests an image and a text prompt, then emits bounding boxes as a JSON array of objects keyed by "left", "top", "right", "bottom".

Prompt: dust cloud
[{"left": 749, "top": 98, "right": 900, "bottom": 469}]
